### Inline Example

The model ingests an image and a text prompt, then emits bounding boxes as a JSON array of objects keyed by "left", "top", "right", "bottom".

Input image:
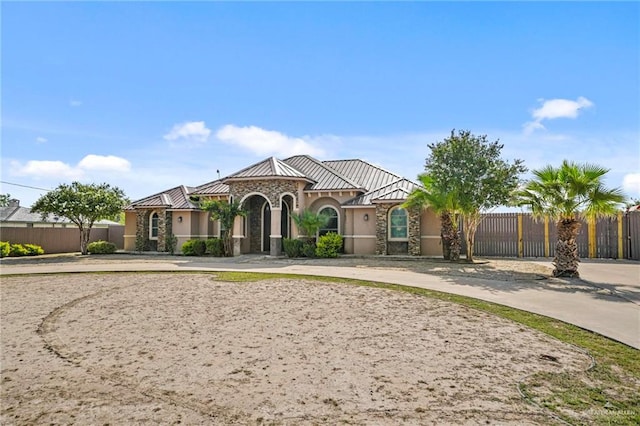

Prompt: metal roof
[
  {"left": 191, "top": 179, "right": 230, "bottom": 196},
  {"left": 224, "top": 156, "right": 313, "bottom": 182},
  {"left": 0, "top": 205, "right": 119, "bottom": 225},
  {"left": 283, "top": 155, "right": 363, "bottom": 191},
  {"left": 128, "top": 185, "right": 198, "bottom": 210},
  {"left": 343, "top": 178, "right": 419, "bottom": 206},
  {"left": 322, "top": 159, "right": 402, "bottom": 192}
]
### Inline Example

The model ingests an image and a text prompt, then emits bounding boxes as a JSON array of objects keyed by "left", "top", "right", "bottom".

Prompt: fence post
[
  {"left": 588, "top": 219, "right": 597, "bottom": 258},
  {"left": 517, "top": 213, "right": 524, "bottom": 258},
  {"left": 544, "top": 215, "right": 550, "bottom": 257},
  {"left": 617, "top": 211, "right": 623, "bottom": 259}
]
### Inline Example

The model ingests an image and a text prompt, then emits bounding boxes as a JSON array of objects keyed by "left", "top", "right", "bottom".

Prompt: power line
[{"left": 0, "top": 181, "right": 52, "bottom": 192}]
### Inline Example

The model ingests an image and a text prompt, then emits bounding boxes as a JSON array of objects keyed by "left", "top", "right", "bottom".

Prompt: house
[
  {"left": 124, "top": 155, "right": 441, "bottom": 256},
  {"left": 0, "top": 199, "right": 120, "bottom": 228}
]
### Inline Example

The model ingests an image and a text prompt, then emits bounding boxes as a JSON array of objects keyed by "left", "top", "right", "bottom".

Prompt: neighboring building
[
  {"left": 0, "top": 199, "right": 120, "bottom": 228},
  {"left": 124, "top": 155, "right": 441, "bottom": 256}
]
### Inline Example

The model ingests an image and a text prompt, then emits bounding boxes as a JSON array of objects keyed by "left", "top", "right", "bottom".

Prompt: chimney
[{"left": 8, "top": 199, "right": 19, "bottom": 208}]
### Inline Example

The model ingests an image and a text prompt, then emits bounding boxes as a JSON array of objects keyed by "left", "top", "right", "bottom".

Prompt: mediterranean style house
[{"left": 124, "top": 155, "right": 441, "bottom": 256}]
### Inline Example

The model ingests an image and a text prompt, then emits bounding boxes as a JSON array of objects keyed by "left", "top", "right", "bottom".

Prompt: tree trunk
[
  {"left": 450, "top": 227, "right": 461, "bottom": 262},
  {"left": 79, "top": 226, "right": 91, "bottom": 255},
  {"left": 223, "top": 230, "right": 233, "bottom": 257},
  {"left": 440, "top": 212, "right": 452, "bottom": 260},
  {"left": 463, "top": 213, "right": 481, "bottom": 263},
  {"left": 553, "top": 219, "right": 581, "bottom": 277}
]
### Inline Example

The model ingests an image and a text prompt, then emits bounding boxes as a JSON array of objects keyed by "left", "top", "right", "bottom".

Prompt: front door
[{"left": 262, "top": 202, "right": 271, "bottom": 252}]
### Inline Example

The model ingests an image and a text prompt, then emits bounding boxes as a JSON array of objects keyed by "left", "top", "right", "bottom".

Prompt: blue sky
[{"left": 2, "top": 1, "right": 639, "bottom": 208}]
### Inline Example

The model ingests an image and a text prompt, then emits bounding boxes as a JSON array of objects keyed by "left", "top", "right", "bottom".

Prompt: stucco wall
[{"left": 420, "top": 209, "right": 442, "bottom": 256}]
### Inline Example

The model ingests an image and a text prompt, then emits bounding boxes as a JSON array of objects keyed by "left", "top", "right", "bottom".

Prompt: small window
[
  {"left": 150, "top": 212, "right": 159, "bottom": 239},
  {"left": 318, "top": 206, "right": 339, "bottom": 236},
  {"left": 389, "top": 207, "right": 408, "bottom": 240}
]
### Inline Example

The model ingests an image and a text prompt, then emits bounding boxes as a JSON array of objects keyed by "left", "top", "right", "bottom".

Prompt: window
[
  {"left": 150, "top": 212, "right": 159, "bottom": 239},
  {"left": 389, "top": 207, "right": 408, "bottom": 240},
  {"left": 318, "top": 206, "right": 339, "bottom": 236}
]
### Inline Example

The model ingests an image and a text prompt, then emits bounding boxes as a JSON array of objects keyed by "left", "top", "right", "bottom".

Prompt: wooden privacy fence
[
  {"left": 464, "top": 211, "right": 640, "bottom": 260},
  {"left": 0, "top": 225, "right": 124, "bottom": 254}
]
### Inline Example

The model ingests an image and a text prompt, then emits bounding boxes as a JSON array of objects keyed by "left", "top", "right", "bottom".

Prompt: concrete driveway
[{"left": 1, "top": 255, "right": 638, "bottom": 349}]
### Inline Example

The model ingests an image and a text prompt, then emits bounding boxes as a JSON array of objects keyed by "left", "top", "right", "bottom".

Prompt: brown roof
[
  {"left": 322, "top": 159, "right": 401, "bottom": 192},
  {"left": 224, "top": 156, "right": 313, "bottom": 182},
  {"left": 343, "top": 178, "right": 419, "bottom": 206},
  {"left": 128, "top": 185, "right": 198, "bottom": 210},
  {"left": 283, "top": 155, "right": 364, "bottom": 192},
  {"left": 191, "top": 179, "right": 230, "bottom": 196}
]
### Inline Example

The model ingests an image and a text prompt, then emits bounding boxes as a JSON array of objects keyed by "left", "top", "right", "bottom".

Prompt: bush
[
  {"left": 0, "top": 241, "right": 9, "bottom": 258},
  {"left": 315, "top": 233, "right": 343, "bottom": 258},
  {"left": 283, "top": 238, "right": 304, "bottom": 258},
  {"left": 205, "top": 238, "right": 225, "bottom": 257},
  {"left": 166, "top": 234, "right": 178, "bottom": 255},
  {"left": 302, "top": 240, "right": 317, "bottom": 258},
  {"left": 87, "top": 240, "right": 117, "bottom": 254},
  {"left": 23, "top": 243, "right": 45, "bottom": 256},
  {"left": 182, "top": 239, "right": 206, "bottom": 256},
  {"left": 9, "top": 244, "right": 28, "bottom": 257}
]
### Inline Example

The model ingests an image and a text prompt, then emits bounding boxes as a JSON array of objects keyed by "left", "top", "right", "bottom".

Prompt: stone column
[
  {"left": 375, "top": 204, "right": 390, "bottom": 255},
  {"left": 135, "top": 210, "right": 150, "bottom": 251},
  {"left": 270, "top": 207, "right": 282, "bottom": 256},
  {"left": 408, "top": 207, "right": 421, "bottom": 256}
]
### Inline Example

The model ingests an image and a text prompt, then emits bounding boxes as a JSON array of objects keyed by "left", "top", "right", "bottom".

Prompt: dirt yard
[{"left": 1, "top": 271, "right": 591, "bottom": 425}]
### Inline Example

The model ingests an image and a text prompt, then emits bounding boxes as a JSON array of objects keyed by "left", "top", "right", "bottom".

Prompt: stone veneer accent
[
  {"left": 230, "top": 180, "right": 300, "bottom": 210},
  {"left": 375, "top": 204, "right": 391, "bottom": 255},
  {"left": 408, "top": 206, "right": 421, "bottom": 256},
  {"left": 375, "top": 203, "right": 421, "bottom": 256},
  {"left": 135, "top": 210, "right": 150, "bottom": 251},
  {"left": 135, "top": 208, "right": 171, "bottom": 252}
]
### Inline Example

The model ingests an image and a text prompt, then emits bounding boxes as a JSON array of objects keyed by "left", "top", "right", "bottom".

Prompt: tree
[
  {"left": 426, "top": 129, "right": 526, "bottom": 262},
  {"left": 200, "top": 199, "right": 246, "bottom": 257},
  {"left": 31, "top": 182, "right": 127, "bottom": 255},
  {"left": 0, "top": 193, "right": 11, "bottom": 207},
  {"left": 404, "top": 174, "right": 462, "bottom": 261},
  {"left": 291, "top": 209, "right": 329, "bottom": 241},
  {"left": 516, "top": 161, "right": 625, "bottom": 277}
]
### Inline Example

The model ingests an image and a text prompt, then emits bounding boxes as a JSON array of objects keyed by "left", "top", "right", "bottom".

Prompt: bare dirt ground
[{"left": 1, "top": 270, "right": 592, "bottom": 425}]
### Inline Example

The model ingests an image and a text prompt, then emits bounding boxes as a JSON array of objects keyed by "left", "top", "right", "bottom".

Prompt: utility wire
[{"left": 0, "top": 181, "right": 52, "bottom": 191}]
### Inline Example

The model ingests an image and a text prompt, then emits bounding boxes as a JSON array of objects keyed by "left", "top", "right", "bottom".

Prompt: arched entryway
[{"left": 242, "top": 194, "right": 272, "bottom": 253}]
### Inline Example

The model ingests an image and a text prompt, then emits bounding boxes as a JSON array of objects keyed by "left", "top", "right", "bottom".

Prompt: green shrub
[
  {"left": 315, "top": 232, "right": 343, "bottom": 258},
  {"left": 205, "top": 238, "right": 225, "bottom": 257},
  {"left": 166, "top": 234, "right": 178, "bottom": 255},
  {"left": 23, "top": 243, "right": 45, "bottom": 256},
  {"left": 0, "top": 241, "right": 9, "bottom": 258},
  {"left": 9, "top": 244, "right": 28, "bottom": 257},
  {"left": 182, "top": 239, "right": 206, "bottom": 256},
  {"left": 302, "top": 240, "right": 317, "bottom": 258},
  {"left": 87, "top": 240, "right": 117, "bottom": 254},
  {"left": 283, "top": 238, "right": 304, "bottom": 258}
]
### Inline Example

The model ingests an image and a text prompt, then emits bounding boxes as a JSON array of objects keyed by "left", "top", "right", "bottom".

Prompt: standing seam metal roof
[
  {"left": 224, "top": 156, "right": 312, "bottom": 181},
  {"left": 343, "top": 178, "right": 419, "bottom": 206},
  {"left": 322, "top": 159, "right": 402, "bottom": 192},
  {"left": 283, "top": 155, "right": 363, "bottom": 191},
  {"left": 128, "top": 185, "right": 198, "bottom": 209}
]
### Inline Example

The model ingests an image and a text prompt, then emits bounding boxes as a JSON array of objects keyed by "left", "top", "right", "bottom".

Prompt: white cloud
[
  {"left": 164, "top": 121, "right": 211, "bottom": 144},
  {"left": 523, "top": 96, "right": 594, "bottom": 135},
  {"left": 77, "top": 154, "right": 131, "bottom": 172},
  {"left": 13, "top": 160, "right": 84, "bottom": 179},
  {"left": 216, "top": 124, "right": 325, "bottom": 157},
  {"left": 623, "top": 173, "right": 640, "bottom": 195},
  {"left": 69, "top": 99, "right": 82, "bottom": 107},
  {"left": 11, "top": 155, "right": 132, "bottom": 180},
  {"left": 36, "top": 136, "right": 48, "bottom": 143}
]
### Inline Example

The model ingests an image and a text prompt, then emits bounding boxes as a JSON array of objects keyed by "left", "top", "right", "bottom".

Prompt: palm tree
[
  {"left": 291, "top": 209, "right": 329, "bottom": 241},
  {"left": 200, "top": 199, "right": 247, "bottom": 256},
  {"left": 404, "top": 174, "right": 462, "bottom": 261},
  {"left": 517, "top": 161, "right": 625, "bottom": 277}
]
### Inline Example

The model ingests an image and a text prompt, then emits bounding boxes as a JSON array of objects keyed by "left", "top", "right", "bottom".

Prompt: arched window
[
  {"left": 150, "top": 212, "right": 159, "bottom": 239},
  {"left": 388, "top": 206, "right": 408, "bottom": 240},
  {"left": 318, "top": 206, "right": 339, "bottom": 236}
]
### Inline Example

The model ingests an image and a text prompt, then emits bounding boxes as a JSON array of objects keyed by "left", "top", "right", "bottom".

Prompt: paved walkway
[{"left": 1, "top": 256, "right": 638, "bottom": 349}]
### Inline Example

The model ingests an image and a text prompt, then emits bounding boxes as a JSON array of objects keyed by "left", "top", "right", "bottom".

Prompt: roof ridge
[
  {"left": 130, "top": 185, "right": 184, "bottom": 205},
  {"left": 324, "top": 158, "right": 403, "bottom": 180},
  {"left": 287, "top": 155, "right": 364, "bottom": 190}
]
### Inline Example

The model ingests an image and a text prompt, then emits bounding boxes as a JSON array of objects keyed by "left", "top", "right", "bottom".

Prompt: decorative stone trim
[
  {"left": 408, "top": 206, "right": 421, "bottom": 256},
  {"left": 375, "top": 204, "right": 391, "bottom": 254}
]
